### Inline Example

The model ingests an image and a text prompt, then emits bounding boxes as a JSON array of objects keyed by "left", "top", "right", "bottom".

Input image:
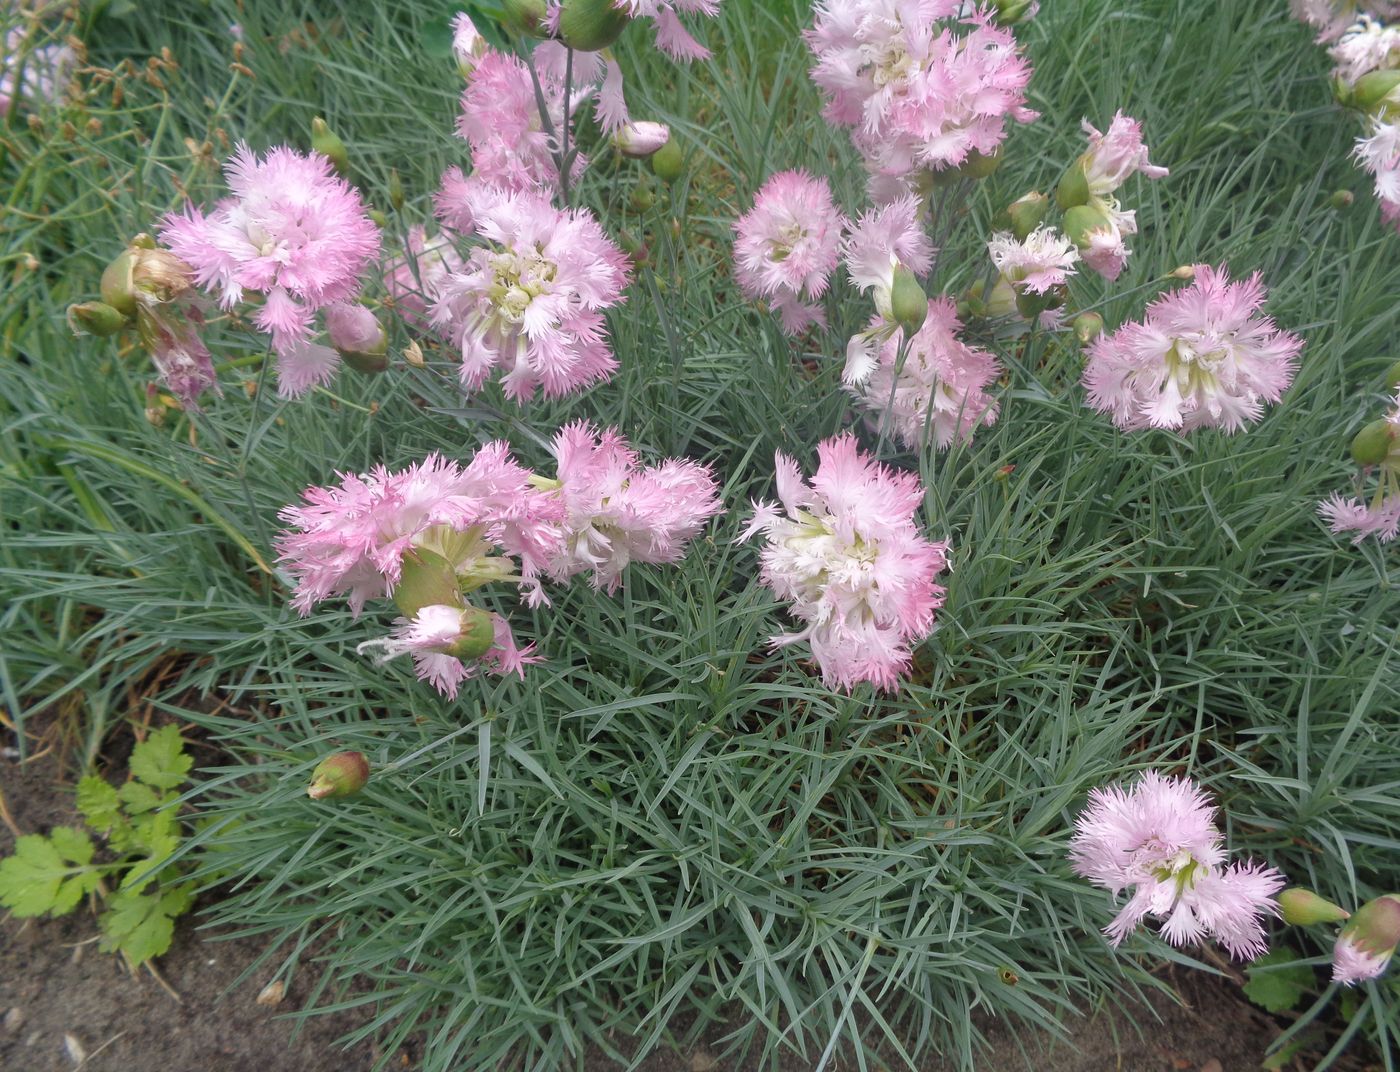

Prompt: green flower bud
[
  {"left": 307, "top": 751, "right": 370, "bottom": 799},
  {"left": 388, "top": 168, "right": 404, "bottom": 211},
  {"left": 1006, "top": 191, "right": 1049, "bottom": 241},
  {"left": 890, "top": 267, "right": 927, "bottom": 335},
  {"left": 501, "top": 0, "right": 548, "bottom": 35},
  {"left": 629, "top": 183, "right": 656, "bottom": 213},
  {"left": 311, "top": 117, "right": 349, "bottom": 176},
  {"left": 1351, "top": 418, "right": 1396, "bottom": 466},
  {"left": 1352, "top": 70, "right": 1400, "bottom": 112},
  {"left": 992, "top": 0, "right": 1036, "bottom": 24},
  {"left": 449, "top": 606, "right": 498, "bottom": 661},
  {"left": 1340, "top": 895, "right": 1400, "bottom": 956},
  {"left": 1385, "top": 358, "right": 1400, "bottom": 390},
  {"left": 1055, "top": 162, "right": 1091, "bottom": 210},
  {"left": 649, "top": 138, "right": 684, "bottom": 184},
  {"left": 1062, "top": 203, "right": 1109, "bottom": 248},
  {"left": 1072, "top": 311, "right": 1104, "bottom": 344},
  {"left": 1330, "top": 189, "right": 1355, "bottom": 210},
  {"left": 393, "top": 549, "right": 463, "bottom": 618},
  {"left": 1279, "top": 887, "right": 1351, "bottom": 926},
  {"left": 958, "top": 148, "right": 1003, "bottom": 180},
  {"left": 369, "top": 208, "right": 389, "bottom": 229},
  {"left": 67, "top": 301, "right": 129, "bottom": 337},
  {"left": 556, "top": 0, "right": 631, "bottom": 51}
]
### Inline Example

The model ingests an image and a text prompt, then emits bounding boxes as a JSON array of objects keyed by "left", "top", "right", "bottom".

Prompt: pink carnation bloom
[
  {"left": 733, "top": 170, "right": 846, "bottom": 334},
  {"left": 1333, "top": 932, "right": 1393, "bottom": 985},
  {"left": 1329, "top": 15, "right": 1400, "bottom": 85},
  {"left": 807, "top": 0, "right": 1036, "bottom": 180},
  {"left": 432, "top": 190, "right": 630, "bottom": 401},
  {"left": 741, "top": 435, "right": 949, "bottom": 692},
  {"left": 545, "top": 421, "right": 723, "bottom": 591},
  {"left": 851, "top": 297, "right": 1001, "bottom": 449},
  {"left": 385, "top": 225, "right": 465, "bottom": 334},
  {"left": 1083, "top": 265, "right": 1303, "bottom": 433},
  {"left": 987, "top": 226, "right": 1079, "bottom": 294},
  {"left": 1319, "top": 394, "right": 1400, "bottom": 543},
  {"left": 842, "top": 196, "right": 935, "bottom": 381},
  {"left": 1078, "top": 206, "right": 1137, "bottom": 282},
  {"left": 275, "top": 445, "right": 565, "bottom": 615},
  {"left": 1078, "top": 112, "right": 1169, "bottom": 196},
  {"left": 614, "top": 0, "right": 721, "bottom": 60},
  {"left": 358, "top": 604, "right": 537, "bottom": 699},
  {"left": 1355, "top": 119, "right": 1400, "bottom": 234},
  {"left": 1294, "top": 0, "right": 1400, "bottom": 41},
  {"left": 159, "top": 144, "right": 380, "bottom": 397},
  {"left": 1070, "top": 771, "right": 1285, "bottom": 961}
]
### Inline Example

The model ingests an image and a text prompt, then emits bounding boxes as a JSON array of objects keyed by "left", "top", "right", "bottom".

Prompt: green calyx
[
  {"left": 447, "top": 606, "right": 498, "bottom": 661},
  {"left": 557, "top": 0, "right": 631, "bottom": 51},
  {"left": 307, "top": 751, "right": 370, "bottom": 799},
  {"left": 890, "top": 268, "right": 927, "bottom": 335},
  {"left": 1279, "top": 887, "right": 1351, "bottom": 926},
  {"left": 67, "top": 301, "right": 129, "bottom": 338},
  {"left": 1350, "top": 419, "right": 1396, "bottom": 467},
  {"left": 393, "top": 549, "right": 464, "bottom": 618},
  {"left": 1055, "top": 162, "right": 1091, "bottom": 210},
  {"left": 650, "top": 139, "right": 684, "bottom": 184}
]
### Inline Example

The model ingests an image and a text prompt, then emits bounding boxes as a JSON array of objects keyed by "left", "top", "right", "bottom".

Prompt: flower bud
[
  {"left": 67, "top": 301, "right": 129, "bottom": 337},
  {"left": 448, "top": 605, "right": 498, "bottom": 660},
  {"left": 1330, "top": 189, "right": 1355, "bottom": 210},
  {"left": 1352, "top": 70, "right": 1400, "bottom": 112},
  {"left": 1280, "top": 887, "right": 1351, "bottom": 926},
  {"left": 649, "top": 138, "right": 684, "bottom": 184},
  {"left": 1061, "top": 203, "right": 1109, "bottom": 248},
  {"left": 393, "top": 549, "right": 463, "bottom": 618},
  {"left": 992, "top": 0, "right": 1036, "bottom": 24},
  {"left": 1385, "top": 358, "right": 1400, "bottom": 390},
  {"left": 307, "top": 751, "right": 370, "bottom": 800},
  {"left": 1170, "top": 265, "right": 1196, "bottom": 281},
  {"left": 388, "top": 168, "right": 404, "bottom": 211},
  {"left": 613, "top": 121, "right": 670, "bottom": 159},
  {"left": 326, "top": 303, "right": 388, "bottom": 374},
  {"left": 1005, "top": 191, "right": 1049, "bottom": 241},
  {"left": 1351, "top": 418, "right": 1396, "bottom": 466},
  {"left": 403, "top": 339, "right": 425, "bottom": 368},
  {"left": 1336, "top": 895, "right": 1400, "bottom": 975},
  {"left": 501, "top": 0, "right": 548, "bottom": 35},
  {"left": 1071, "top": 311, "right": 1104, "bottom": 344},
  {"left": 556, "top": 0, "right": 631, "bottom": 51},
  {"left": 1055, "top": 162, "right": 1090, "bottom": 210},
  {"left": 629, "top": 183, "right": 656, "bottom": 213},
  {"left": 100, "top": 249, "right": 139, "bottom": 318},
  {"left": 311, "top": 117, "right": 349, "bottom": 175},
  {"left": 101, "top": 243, "right": 197, "bottom": 316},
  {"left": 369, "top": 208, "right": 389, "bottom": 229},
  {"left": 889, "top": 267, "right": 927, "bottom": 335},
  {"left": 958, "top": 148, "right": 1002, "bottom": 180}
]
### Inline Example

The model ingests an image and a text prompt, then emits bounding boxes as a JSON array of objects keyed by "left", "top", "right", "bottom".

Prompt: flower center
[{"left": 487, "top": 246, "right": 556, "bottom": 324}]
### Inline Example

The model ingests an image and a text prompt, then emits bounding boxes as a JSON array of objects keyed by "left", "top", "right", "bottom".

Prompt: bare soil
[{"left": 0, "top": 723, "right": 1294, "bottom": 1072}]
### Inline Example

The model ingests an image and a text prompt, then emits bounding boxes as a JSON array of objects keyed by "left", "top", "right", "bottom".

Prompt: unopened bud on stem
[
  {"left": 1351, "top": 418, "right": 1396, "bottom": 466},
  {"left": 556, "top": 0, "right": 631, "bottom": 50},
  {"left": 1280, "top": 887, "right": 1350, "bottom": 926},
  {"left": 311, "top": 117, "right": 349, "bottom": 175},
  {"left": 890, "top": 267, "right": 927, "bottom": 335},
  {"left": 67, "top": 301, "right": 128, "bottom": 337},
  {"left": 307, "top": 751, "right": 370, "bottom": 799}
]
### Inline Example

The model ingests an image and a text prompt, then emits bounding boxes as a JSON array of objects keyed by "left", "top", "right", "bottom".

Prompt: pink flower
[
  {"left": 358, "top": 605, "right": 537, "bottom": 698},
  {"left": 613, "top": 121, "right": 671, "bottom": 158},
  {"left": 1332, "top": 896, "right": 1400, "bottom": 985},
  {"left": 1078, "top": 112, "right": 1169, "bottom": 196},
  {"left": 147, "top": 312, "right": 219, "bottom": 410},
  {"left": 432, "top": 191, "right": 630, "bottom": 401},
  {"left": 741, "top": 435, "right": 949, "bottom": 692},
  {"left": 159, "top": 144, "right": 380, "bottom": 397},
  {"left": 386, "top": 226, "right": 465, "bottom": 333},
  {"left": 851, "top": 297, "right": 1001, "bottom": 449},
  {"left": 455, "top": 50, "right": 583, "bottom": 196},
  {"left": 325, "top": 303, "right": 385, "bottom": 355},
  {"left": 1293, "top": 1, "right": 1400, "bottom": 42},
  {"left": 1070, "top": 771, "right": 1285, "bottom": 961},
  {"left": 1355, "top": 119, "right": 1400, "bottom": 234},
  {"left": 452, "top": 12, "right": 488, "bottom": 72},
  {"left": 544, "top": 421, "right": 723, "bottom": 591},
  {"left": 987, "top": 226, "right": 1079, "bottom": 294},
  {"left": 1319, "top": 395, "right": 1400, "bottom": 543},
  {"left": 275, "top": 445, "right": 565, "bottom": 615},
  {"left": 614, "top": 0, "right": 721, "bottom": 60},
  {"left": 807, "top": 0, "right": 1036, "bottom": 181},
  {"left": 1329, "top": 15, "right": 1400, "bottom": 85},
  {"left": 1083, "top": 265, "right": 1303, "bottom": 433},
  {"left": 733, "top": 170, "right": 846, "bottom": 335},
  {"left": 1078, "top": 211, "right": 1136, "bottom": 282},
  {"left": 843, "top": 195, "right": 934, "bottom": 300}
]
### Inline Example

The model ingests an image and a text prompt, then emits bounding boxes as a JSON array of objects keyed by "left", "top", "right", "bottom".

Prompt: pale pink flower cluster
[
  {"left": 1319, "top": 394, "right": 1400, "bottom": 543},
  {"left": 1070, "top": 771, "right": 1285, "bottom": 961},
  {"left": 160, "top": 145, "right": 381, "bottom": 398},
  {"left": 1329, "top": 14, "right": 1400, "bottom": 84},
  {"left": 850, "top": 297, "right": 1001, "bottom": 449},
  {"left": 742, "top": 435, "right": 949, "bottom": 691},
  {"left": 1083, "top": 266, "right": 1303, "bottom": 433},
  {"left": 987, "top": 226, "right": 1079, "bottom": 295},
  {"left": 806, "top": 0, "right": 1036, "bottom": 185},
  {"left": 1355, "top": 115, "right": 1400, "bottom": 233},
  {"left": 431, "top": 189, "right": 631, "bottom": 401},
  {"left": 1295, "top": 0, "right": 1400, "bottom": 42},
  {"left": 545, "top": 422, "right": 724, "bottom": 591},
  {"left": 732, "top": 171, "right": 846, "bottom": 334},
  {"left": 278, "top": 436, "right": 719, "bottom": 696},
  {"left": 1069, "top": 112, "right": 1169, "bottom": 281},
  {"left": 842, "top": 196, "right": 935, "bottom": 381}
]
